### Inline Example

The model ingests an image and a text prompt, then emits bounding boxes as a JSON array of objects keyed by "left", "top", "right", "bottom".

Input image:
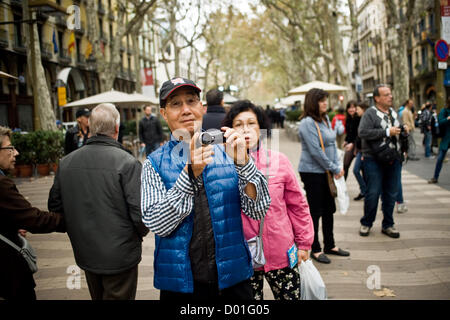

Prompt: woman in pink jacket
[{"left": 222, "top": 100, "right": 314, "bottom": 300}]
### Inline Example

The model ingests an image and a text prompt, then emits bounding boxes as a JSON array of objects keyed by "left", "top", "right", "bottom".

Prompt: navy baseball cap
[
  {"left": 159, "top": 77, "right": 201, "bottom": 108},
  {"left": 75, "top": 108, "right": 90, "bottom": 118}
]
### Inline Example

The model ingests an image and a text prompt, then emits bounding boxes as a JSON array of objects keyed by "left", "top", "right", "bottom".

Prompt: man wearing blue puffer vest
[{"left": 141, "top": 77, "right": 271, "bottom": 301}]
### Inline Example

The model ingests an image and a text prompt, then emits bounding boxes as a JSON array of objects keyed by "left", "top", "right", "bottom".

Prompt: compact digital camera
[{"left": 199, "top": 129, "right": 226, "bottom": 145}]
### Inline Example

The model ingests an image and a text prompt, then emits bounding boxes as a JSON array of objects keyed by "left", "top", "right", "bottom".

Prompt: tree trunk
[{"left": 23, "top": 0, "right": 56, "bottom": 131}]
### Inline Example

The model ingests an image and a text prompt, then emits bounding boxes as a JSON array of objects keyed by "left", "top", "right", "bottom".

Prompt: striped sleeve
[
  {"left": 235, "top": 157, "right": 271, "bottom": 220},
  {"left": 140, "top": 159, "right": 194, "bottom": 237}
]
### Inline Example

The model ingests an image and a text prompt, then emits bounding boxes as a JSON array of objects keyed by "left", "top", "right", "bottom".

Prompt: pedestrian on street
[
  {"left": 331, "top": 107, "right": 346, "bottom": 150},
  {"left": 48, "top": 103, "right": 149, "bottom": 300},
  {"left": 64, "top": 108, "right": 90, "bottom": 155},
  {"left": 223, "top": 100, "right": 314, "bottom": 300},
  {"left": 358, "top": 85, "right": 407, "bottom": 239},
  {"left": 420, "top": 102, "right": 433, "bottom": 159},
  {"left": 0, "top": 126, "right": 65, "bottom": 300},
  {"left": 140, "top": 77, "right": 271, "bottom": 301},
  {"left": 139, "top": 105, "right": 163, "bottom": 157},
  {"left": 428, "top": 98, "right": 450, "bottom": 184},
  {"left": 353, "top": 101, "right": 369, "bottom": 201},
  {"left": 401, "top": 99, "right": 419, "bottom": 161},
  {"left": 298, "top": 88, "right": 350, "bottom": 264},
  {"left": 343, "top": 100, "right": 358, "bottom": 180},
  {"left": 202, "top": 88, "right": 226, "bottom": 131},
  {"left": 431, "top": 105, "right": 440, "bottom": 155}
]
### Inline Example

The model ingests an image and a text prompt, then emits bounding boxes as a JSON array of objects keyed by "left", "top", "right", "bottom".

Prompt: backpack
[{"left": 335, "top": 119, "right": 345, "bottom": 136}]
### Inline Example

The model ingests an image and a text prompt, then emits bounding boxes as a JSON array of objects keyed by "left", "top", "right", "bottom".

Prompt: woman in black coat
[{"left": 343, "top": 101, "right": 359, "bottom": 180}]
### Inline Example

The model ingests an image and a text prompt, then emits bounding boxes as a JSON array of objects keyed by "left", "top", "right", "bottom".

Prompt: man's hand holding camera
[{"left": 186, "top": 132, "right": 215, "bottom": 178}]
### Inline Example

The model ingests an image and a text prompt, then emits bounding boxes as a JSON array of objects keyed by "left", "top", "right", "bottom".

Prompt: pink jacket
[{"left": 242, "top": 148, "right": 314, "bottom": 272}]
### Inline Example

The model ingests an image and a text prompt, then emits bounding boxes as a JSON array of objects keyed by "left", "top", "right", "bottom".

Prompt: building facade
[{"left": 355, "top": 0, "right": 442, "bottom": 108}]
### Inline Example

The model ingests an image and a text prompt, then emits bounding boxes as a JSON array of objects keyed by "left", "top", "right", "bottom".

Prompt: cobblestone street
[{"left": 15, "top": 129, "right": 450, "bottom": 300}]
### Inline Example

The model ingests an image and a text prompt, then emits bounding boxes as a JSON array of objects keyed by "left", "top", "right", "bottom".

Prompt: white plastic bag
[
  {"left": 334, "top": 176, "right": 349, "bottom": 215},
  {"left": 299, "top": 259, "right": 327, "bottom": 300}
]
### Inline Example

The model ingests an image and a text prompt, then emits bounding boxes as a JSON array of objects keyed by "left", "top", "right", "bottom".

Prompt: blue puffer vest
[{"left": 148, "top": 140, "right": 253, "bottom": 293}]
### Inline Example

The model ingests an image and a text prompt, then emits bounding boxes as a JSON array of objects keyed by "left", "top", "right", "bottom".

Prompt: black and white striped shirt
[{"left": 141, "top": 157, "right": 271, "bottom": 237}]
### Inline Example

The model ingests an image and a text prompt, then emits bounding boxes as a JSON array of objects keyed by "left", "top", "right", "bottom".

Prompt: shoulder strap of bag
[
  {"left": 0, "top": 233, "right": 22, "bottom": 252},
  {"left": 314, "top": 121, "right": 326, "bottom": 152}
]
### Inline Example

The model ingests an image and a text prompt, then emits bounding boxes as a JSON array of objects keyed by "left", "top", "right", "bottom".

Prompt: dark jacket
[
  {"left": 48, "top": 135, "right": 149, "bottom": 275},
  {"left": 202, "top": 105, "right": 226, "bottom": 131},
  {"left": 359, "top": 106, "right": 401, "bottom": 158},
  {"left": 345, "top": 115, "right": 360, "bottom": 144},
  {"left": 139, "top": 115, "right": 163, "bottom": 145},
  {"left": 0, "top": 174, "right": 65, "bottom": 300},
  {"left": 64, "top": 125, "right": 89, "bottom": 155}
]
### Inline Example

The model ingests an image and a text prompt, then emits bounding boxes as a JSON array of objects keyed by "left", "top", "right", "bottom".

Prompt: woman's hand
[
  {"left": 334, "top": 169, "right": 344, "bottom": 180},
  {"left": 221, "top": 126, "right": 249, "bottom": 166},
  {"left": 298, "top": 249, "right": 309, "bottom": 262},
  {"left": 345, "top": 143, "right": 353, "bottom": 152}
]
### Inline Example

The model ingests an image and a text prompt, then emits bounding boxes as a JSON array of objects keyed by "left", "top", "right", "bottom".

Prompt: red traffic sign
[{"left": 436, "top": 40, "right": 449, "bottom": 62}]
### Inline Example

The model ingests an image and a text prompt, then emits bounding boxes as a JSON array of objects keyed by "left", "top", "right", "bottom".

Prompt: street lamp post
[{"left": 352, "top": 42, "right": 361, "bottom": 102}]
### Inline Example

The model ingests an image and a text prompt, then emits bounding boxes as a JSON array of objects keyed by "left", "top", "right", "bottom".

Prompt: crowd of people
[{"left": 1, "top": 77, "right": 449, "bottom": 301}]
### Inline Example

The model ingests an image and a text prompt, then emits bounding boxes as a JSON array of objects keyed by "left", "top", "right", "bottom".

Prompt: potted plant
[
  {"left": 32, "top": 131, "right": 51, "bottom": 176},
  {"left": 11, "top": 132, "right": 34, "bottom": 178},
  {"left": 47, "top": 130, "right": 64, "bottom": 173}
]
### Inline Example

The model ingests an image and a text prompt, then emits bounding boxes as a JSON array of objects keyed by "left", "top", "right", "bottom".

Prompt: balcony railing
[
  {"left": 58, "top": 49, "right": 72, "bottom": 65},
  {"left": 41, "top": 42, "right": 53, "bottom": 60},
  {"left": 13, "top": 36, "right": 27, "bottom": 53},
  {"left": 98, "top": 4, "right": 106, "bottom": 15},
  {"left": 0, "top": 29, "right": 8, "bottom": 48}
]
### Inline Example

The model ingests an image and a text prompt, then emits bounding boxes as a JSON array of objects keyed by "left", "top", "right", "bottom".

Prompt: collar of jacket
[
  {"left": 86, "top": 134, "right": 128, "bottom": 152},
  {"left": 206, "top": 105, "right": 226, "bottom": 114},
  {"left": 0, "top": 169, "right": 4, "bottom": 176}
]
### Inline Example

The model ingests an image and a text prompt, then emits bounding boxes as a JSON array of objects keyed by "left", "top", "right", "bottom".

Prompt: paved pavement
[{"left": 13, "top": 128, "right": 450, "bottom": 300}]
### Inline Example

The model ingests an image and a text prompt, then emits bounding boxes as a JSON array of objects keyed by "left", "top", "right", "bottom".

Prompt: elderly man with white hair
[{"left": 48, "top": 103, "right": 149, "bottom": 300}]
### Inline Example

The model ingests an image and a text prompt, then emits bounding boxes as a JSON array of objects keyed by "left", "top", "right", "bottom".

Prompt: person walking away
[
  {"left": 202, "top": 89, "right": 227, "bottom": 131},
  {"left": 48, "top": 103, "right": 149, "bottom": 300},
  {"left": 428, "top": 98, "right": 450, "bottom": 184},
  {"left": 431, "top": 105, "right": 440, "bottom": 155},
  {"left": 139, "top": 105, "right": 163, "bottom": 157},
  {"left": 64, "top": 108, "right": 90, "bottom": 155},
  {"left": 420, "top": 102, "right": 433, "bottom": 159},
  {"left": 298, "top": 88, "right": 350, "bottom": 264},
  {"left": 223, "top": 101, "right": 314, "bottom": 300},
  {"left": 0, "top": 126, "right": 65, "bottom": 300},
  {"left": 140, "top": 77, "right": 271, "bottom": 301},
  {"left": 401, "top": 99, "right": 419, "bottom": 161},
  {"left": 343, "top": 101, "right": 358, "bottom": 180},
  {"left": 353, "top": 101, "right": 369, "bottom": 201},
  {"left": 331, "top": 107, "right": 346, "bottom": 150},
  {"left": 358, "top": 85, "right": 408, "bottom": 239}
]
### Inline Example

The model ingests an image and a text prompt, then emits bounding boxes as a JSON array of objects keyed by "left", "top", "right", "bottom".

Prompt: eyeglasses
[
  {"left": 166, "top": 96, "right": 200, "bottom": 108},
  {"left": 0, "top": 146, "right": 16, "bottom": 153}
]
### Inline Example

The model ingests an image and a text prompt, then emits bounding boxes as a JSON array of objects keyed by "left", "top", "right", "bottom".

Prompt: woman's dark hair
[
  {"left": 222, "top": 100, "right": 269, "bottom": 132},
  {"left": 345, "top": 100, "right": 357, "bottom": 119},
  {"left": 356, "top": 101, "right": 369, "bottom": 111},
  {"left": 300, "top": 88, "right": 329, "bottom": 122}
]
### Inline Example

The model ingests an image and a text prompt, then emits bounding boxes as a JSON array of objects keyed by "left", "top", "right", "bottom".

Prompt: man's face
[
  {"left": 78, "top": 115, "right": 89, "bottom": 127},
  {"left": 160, "top": 87, "right": 204, "bottom": 137},
  {"left": 144, "top": 106, "right": 152, "bottom": 116},
  {"left": 407, "top": 100, "right": 414, "bottom": 108},
  {"left": 375, "top": 87, "right": 393, "bottom": 109},
  {"left": 0, "top": 136, "right": 19, "bottom": 172}
]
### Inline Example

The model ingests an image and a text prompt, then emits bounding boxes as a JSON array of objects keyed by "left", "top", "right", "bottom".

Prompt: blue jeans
[
  {"left": 433, "top": 148, "right": 449, "bottom": 180},
  {"left": 353, "top": 152, "right": 366, "bottom": 195},
  {"left": 424, "top": 131, "right": 432, "bottom": 157},
  {"left": 361, "top": 157, "right": 401, "bottom": 229}
]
